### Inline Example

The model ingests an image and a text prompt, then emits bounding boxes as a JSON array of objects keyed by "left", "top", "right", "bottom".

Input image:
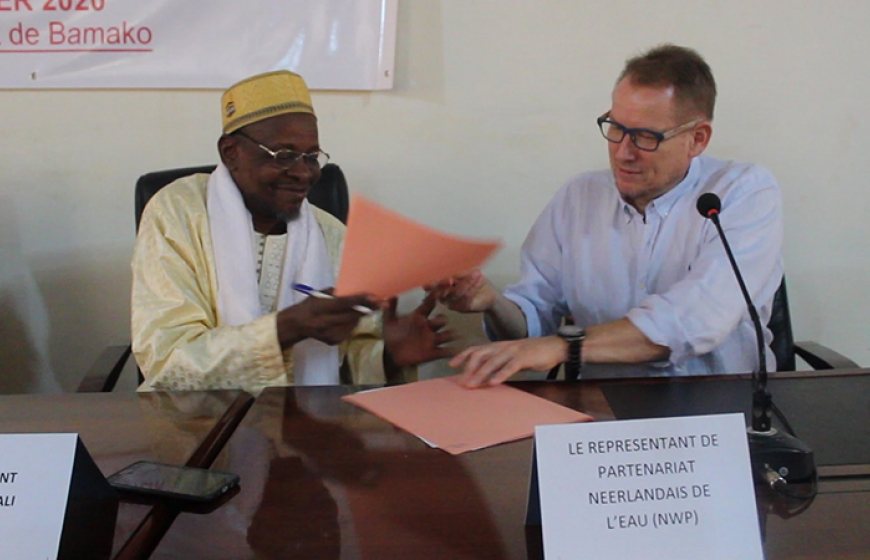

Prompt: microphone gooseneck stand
[{"left": 696, "top": 193, "right": 815, "bottom": 497}]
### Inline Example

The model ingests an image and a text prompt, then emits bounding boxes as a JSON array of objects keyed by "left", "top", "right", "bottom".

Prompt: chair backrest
[
  {"left": 134, "top": 163, "right": 350, "bottom": 229},
  {"left": 307, "top": 163, "right": 350, "bottom": 224},
  {"left": 766, "top": 277, "right": 795, "bottom": 372},
  {"left": 135, "top": 165, "right": 216, "bottom": 229}
]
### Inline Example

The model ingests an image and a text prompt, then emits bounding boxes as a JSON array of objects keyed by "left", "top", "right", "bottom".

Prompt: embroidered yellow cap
[{"left": 221, "top": 70, "right": 315, "bottom": 134}]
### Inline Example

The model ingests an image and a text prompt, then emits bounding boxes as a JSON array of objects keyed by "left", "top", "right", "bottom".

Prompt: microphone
[
  {"left": 697, "top": 193, "right": 768, "bottom": 398},
  {"left": 697, "top": 193, "right": 815, "bottom": 487}
]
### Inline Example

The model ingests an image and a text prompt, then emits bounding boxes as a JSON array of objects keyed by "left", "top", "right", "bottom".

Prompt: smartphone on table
[{"left": 107, "top": 460, "right": 239, "bottom": 503}]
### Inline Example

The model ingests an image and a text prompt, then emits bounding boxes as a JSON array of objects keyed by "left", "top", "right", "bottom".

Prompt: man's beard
[{"left": 275, "top": 207, "right": 301, "bottom": 222}]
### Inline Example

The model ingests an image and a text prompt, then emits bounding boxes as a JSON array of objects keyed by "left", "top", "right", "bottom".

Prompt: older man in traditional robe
[{"left": 132, "top": 70, "right": 450, "bottom": 394}]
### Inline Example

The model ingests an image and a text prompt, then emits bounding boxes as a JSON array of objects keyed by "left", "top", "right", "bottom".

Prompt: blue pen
[{"left": 292, "top": 283, "right": 374, "bottom": 315}]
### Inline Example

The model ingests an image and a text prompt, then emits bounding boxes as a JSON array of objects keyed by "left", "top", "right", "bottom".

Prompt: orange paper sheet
[
  {"left": 335, "top": 196, "right": 500, "bottom": 298},
  {"left": 342, "top": 376, "right": 593, "bottom": 455}
]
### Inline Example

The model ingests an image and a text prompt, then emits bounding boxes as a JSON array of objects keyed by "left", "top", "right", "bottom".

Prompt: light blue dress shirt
[{"left": 501, "top": 156, "right": 783, "bottom": 377}]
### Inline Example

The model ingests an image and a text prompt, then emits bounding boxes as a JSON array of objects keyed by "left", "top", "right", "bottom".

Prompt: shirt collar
[{"left": 620, "top": 157, "right": 701, "bottom": 222}]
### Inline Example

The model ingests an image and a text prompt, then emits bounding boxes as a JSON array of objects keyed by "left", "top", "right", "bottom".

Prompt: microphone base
[{"left": 748, "top": 427, "right": 815, "bottom": 483}]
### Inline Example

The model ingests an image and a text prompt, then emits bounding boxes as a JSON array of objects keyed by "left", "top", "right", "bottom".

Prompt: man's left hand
[{"left": 383, "top": 293, "right": 455, "bottom": 368}]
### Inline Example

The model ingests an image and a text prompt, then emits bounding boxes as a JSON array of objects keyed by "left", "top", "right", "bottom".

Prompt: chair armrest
[
  {"left": 794, "top": 341, "right": 860, "bottom": 370},
  {"left": 77, "top": 344, "right": 133, "bottom": 392}
]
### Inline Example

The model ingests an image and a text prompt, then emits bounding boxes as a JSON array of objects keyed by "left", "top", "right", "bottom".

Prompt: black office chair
[
  {"left": 547, "top": 277, "right": 858, "bottom": 380},
  {"left": 78, "top": 163, "right": 351, "bottom": 392},
  {"left": 766, "top": 278, "right": 857, "bottom": 371}
]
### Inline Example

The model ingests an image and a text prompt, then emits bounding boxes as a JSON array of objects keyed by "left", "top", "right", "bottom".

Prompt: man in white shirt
[{"left": 436, "top": 45, "right": 783, "bottom": 386}]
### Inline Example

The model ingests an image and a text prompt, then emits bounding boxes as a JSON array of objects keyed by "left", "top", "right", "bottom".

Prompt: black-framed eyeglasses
[
  {"left": 596, "top": 111, "right": 702, "bottom": 152},
  {"left": 234, "top": 130, "right": 330, "bottom": 168}
]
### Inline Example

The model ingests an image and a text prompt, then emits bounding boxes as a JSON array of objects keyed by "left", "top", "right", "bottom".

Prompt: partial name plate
[
  {"left": 0, "top": 433, "right": 78, "bottom": 559},
  {"left": 534, "top": 413, "right": 762, "bottom": 560}
]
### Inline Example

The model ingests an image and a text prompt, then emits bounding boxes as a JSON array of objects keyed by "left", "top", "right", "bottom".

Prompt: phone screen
[{"left": 108, "top": 461, "right": 239, "bottom": 502}]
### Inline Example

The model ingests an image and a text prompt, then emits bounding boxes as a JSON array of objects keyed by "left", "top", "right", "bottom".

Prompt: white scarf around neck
[{"left": 207, "top": 163, "right": 340, "bottom": 385}]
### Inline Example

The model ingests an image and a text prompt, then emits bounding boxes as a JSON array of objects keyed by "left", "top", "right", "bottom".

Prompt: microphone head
[{"left": 697, "top": 192, "right": 721, "bottom": 218}]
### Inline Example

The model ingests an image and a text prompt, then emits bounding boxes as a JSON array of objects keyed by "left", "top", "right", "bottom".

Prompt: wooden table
[
  {"left": 148, "top": 370, "right": 869, "bottom": 559},
  {"left": 0, "top": 390, "right": 251, "bottom": 559}
]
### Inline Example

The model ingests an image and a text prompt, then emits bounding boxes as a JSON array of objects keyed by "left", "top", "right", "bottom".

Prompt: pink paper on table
[
  {"left": 334, "top": 196, "right": 500, "bottom": 298},
  {"left": 342, "top": 376, "right": 593, "bottom": 455}
]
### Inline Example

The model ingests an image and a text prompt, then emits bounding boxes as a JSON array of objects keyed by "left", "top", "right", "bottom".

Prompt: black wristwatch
[{"left": 557, "top": 324, "right": 585, "bottom": 381}]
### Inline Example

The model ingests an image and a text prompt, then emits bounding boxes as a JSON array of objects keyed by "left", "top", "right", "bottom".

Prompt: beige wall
[{"left": 1, "top": 1, "right": 867, "bottom": 392}]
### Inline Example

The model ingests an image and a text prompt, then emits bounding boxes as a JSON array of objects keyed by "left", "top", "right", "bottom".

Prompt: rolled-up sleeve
[{"left": 627, "top": 171, "right": 783, "bottom": 365}]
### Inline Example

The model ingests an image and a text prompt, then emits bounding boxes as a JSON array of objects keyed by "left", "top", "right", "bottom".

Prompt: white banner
[{"left": 0, "top": 0, "right": 396, "bottom": 90}]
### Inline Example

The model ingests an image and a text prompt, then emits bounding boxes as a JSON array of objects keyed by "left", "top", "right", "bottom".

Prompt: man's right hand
[
  {"left": 277, "top": 293, "right": 377, "bottom": 348},
  {"left": 427, "top": 270, "right": 498, "bottom": 313},
  {"left": 429, "top": 270, "right": 529, "bottom": 340},
  {"left": 449, "top": 336, "right": 568, "bottom": 388}
]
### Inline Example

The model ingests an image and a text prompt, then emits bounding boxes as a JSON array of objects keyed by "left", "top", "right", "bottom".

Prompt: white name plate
[
  {"left": 534, "top": 413, "right": 762, "bottom": 560},
  {"left": 0, "top": 433, "right": 78, "bottom": 559}
]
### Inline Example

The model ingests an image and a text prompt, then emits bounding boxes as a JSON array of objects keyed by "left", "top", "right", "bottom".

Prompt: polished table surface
[
  {"left": 148, "top": 369, "right": 869, "bottom": 559},
  {"left": 0, "top": 390, "right": 248, "bottom": 558}
]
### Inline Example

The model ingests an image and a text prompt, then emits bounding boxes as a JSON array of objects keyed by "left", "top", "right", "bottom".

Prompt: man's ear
[
  {"left": 688, "top": 122, "right": 712, "bottom": 158},
  {"left": 218, "top": 135, "right": 239, "bottom": 171}
]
